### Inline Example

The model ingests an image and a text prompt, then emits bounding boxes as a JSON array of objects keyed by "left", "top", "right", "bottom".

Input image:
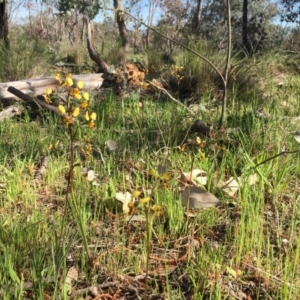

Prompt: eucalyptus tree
[
  {"left": 188, "top": 0, "right": 277, "bottom": 53},
  {"left": 0, "top": 0, "right": 9, "bottom": 47},
  {"left": 281, "top": 0, "right": 300, "bottom": 23}
]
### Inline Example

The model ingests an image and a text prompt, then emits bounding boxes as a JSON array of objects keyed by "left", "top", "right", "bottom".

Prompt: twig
[
  {"left": 72, "top": 281, "right": 121, "bottom": 298},
  {"left": 34, "top": 156, "right": 49, "bottom": 182},
  {"left": 219, "top": 0, "right": 232, "bottom": 128},
  {"left": 0, "top": 279, "right": 121, "bottom": 298},
  {"left": 148, "top": 81, "right": 189, "bottom": 111},
  {"left": 254, "top": 150, "right": 300, "bottom": 168}
]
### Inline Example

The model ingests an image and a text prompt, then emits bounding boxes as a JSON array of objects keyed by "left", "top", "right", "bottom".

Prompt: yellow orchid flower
[
  {"left": 45, "top": 87, "right": 52, "bottom": 95},
  {"left": 88, "top": 120, "right": 95, "bottom": 129},
  {"left": 81, "top": 100, "right": 89, "bottom": 110},
  {"left": 55, "top": 74, "right": 62, "bottom": 85},
  {"left": 85, "top": 111, "right": 96, "bottom": 128},
  {"left": 85, "top": 111, "right": 96, "bottom": 121},
  {"left": 70, "top": 88, "right": 81, "bottom": 99},
  {"left": 63, "top": 116, "right": 73, "bottom": 126},
  {"left": 42, "top": 87, "right": 53, "bottom": 103},
  {"left": 43, "top": 94, "right": 51, "bottom": 104}
]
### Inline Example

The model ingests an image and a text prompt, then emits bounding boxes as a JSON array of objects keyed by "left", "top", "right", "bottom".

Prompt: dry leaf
[
  {"left": 181, "top": 186, "right": 220, "bottom": 208},
  {"left": 244, "top": 173, "right": 259, "bottom": 186},
  {"left": 179, "top": 169, "right": 207, "bottom": 186},
  {"left": 65, "top": 266, "right": 78, "bottom": 295},
  {"left": 116, "top": 191, "right": 133, "bottom": 213},
  {"left": 87, "top": 170, "right": 95, "bottom": 181},
  {"left": 106, "top": 139, "right": 118, "bottom": 151},
  {"left": 219, "top": 177, "right": 239, "bottom": 197},
  {"left": 128, "top": 215, "right": 146, "bottom": 222}
]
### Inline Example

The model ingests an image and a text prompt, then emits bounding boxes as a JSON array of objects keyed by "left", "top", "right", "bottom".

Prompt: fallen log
[
  {"left": 0, "top": 73, "right": 108, "bottom": 99},
  {"left": 0, "top": 104, "right": 24, "bottom": 120}
]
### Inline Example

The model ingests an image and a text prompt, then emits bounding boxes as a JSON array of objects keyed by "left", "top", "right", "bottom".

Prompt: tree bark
[
  {"left": 192, "top": 0, "right": 203, "bottom": 34},
  {"left": 242, "top": 0, "right": 249, "bottom": 52},
  {"left": 113, "top": 0, "right": 129, "bottom": 66},
  {"left": 0, "top": 0, "right": 9, "bottom": 48},
  {"left": 83, "top": 16, "right": 110, "bottom": 73}
]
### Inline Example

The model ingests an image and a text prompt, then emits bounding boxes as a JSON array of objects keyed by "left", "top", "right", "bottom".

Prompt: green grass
[
  {"left": 0, "top": 85, "right": 300, "bottom": 299},
  {"left": 1, "top": 48, "right": 300, "bottom": 299},
  {"left": 0, "top": 37, "right": 51, "bottom": 82}
]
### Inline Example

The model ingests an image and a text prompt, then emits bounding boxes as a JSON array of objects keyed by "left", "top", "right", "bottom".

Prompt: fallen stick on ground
[{"left": 7, "top": 86, "right": 60, "bottom": 114}]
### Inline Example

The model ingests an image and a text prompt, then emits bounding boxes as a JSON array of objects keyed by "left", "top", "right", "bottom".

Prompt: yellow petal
[
  {"left": 88, "top": 120, "right": 95, "bottom": 128},
  {"left": 74, "top": 93, "right": 82, "bottom": 100},
  {"left": 58, "top": 105, "right": 66, "bottom": 115},
  {"left": 83, "top": 92, "right": 89, "bottom": 100},
  {"left": 55, "top": 74, "right": 61, "bottom": 81},
  {"left": 66, "top": 77, "right": 73, "bottom": 87},
  {"left": 150, "top": 169, "right": 159, "bottom": 178},
  {"left": 139, "top": 197, "right": 151, "bottom": 204},
  {"left": 64, "top": 116, "right": 73, "bottom": 125},
  {"left": 160, "top": 173, "right": 171, "bottom": 181},
  {"left": 42, "top": 95, "right": 51, "bottom": 104},
  {"left": 77, "top": 81, "right": 83, "bottom": 89},
  {"left": 70, "top": 88, "right": 81, "bottom": 99},
  {"left": 72, "top": 107, "right": 80, "bottom": 117},
  {"left": 90, "top": 112, "right": 97, "bottom": 120},
  {"left": 46, "top": 87, "right": 52, "bottom": 95},
  {"left": 81, "top": 100, "right": 89, "bottom": 110},
  {"left": 132, "top": 190, "right": 141, "bottom": 198},
  {"left": 85, "top": 111, "right": 90, "bottom": 121}
]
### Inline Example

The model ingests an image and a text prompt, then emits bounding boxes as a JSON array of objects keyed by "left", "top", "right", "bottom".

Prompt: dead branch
[
  {"left": 83, "top": 16, "right": 110, "bottom": 73},
  {"left": 72, "top": 281, "right": 120, "bottom": 298},
  {"left": 148, "top": 81, "right": 188, "bottom": 111},
  {"left": 34, "top": 156, "right": 49, "bottom": 182},
  {"left": 7, "top": 86, "right": 60, "bottom": 114},
  {"left": 1, "top": 74, "right": 106, "bottom": 99}
]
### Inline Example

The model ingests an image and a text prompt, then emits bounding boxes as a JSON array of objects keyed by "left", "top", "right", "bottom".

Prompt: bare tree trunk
[
  {"left": 145, "top": 0, "right": 158, "bottom": 48},
  {"left": 0, "top": 0, "right": 9, "bottom": 48},
  {"left": 192, "top": 0, "right": 203, "bottom": 34},
  {"left": 242, "top": 0, "right": 249, "bottom": 52},
  {"left": 83, "top": 16, "right": 110, "bottom": 73},
  {"left": 81, "top": 16, "right": 86, "bottom": 45},
  {"left": 219, "top": 0, "right": 232, "bottom": 128},
  {"left": 145, "top": 28, "right": 150, "bottom": 48},
  {"left": 113, "top": 0, "right": 129, "bottom": 66}
]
